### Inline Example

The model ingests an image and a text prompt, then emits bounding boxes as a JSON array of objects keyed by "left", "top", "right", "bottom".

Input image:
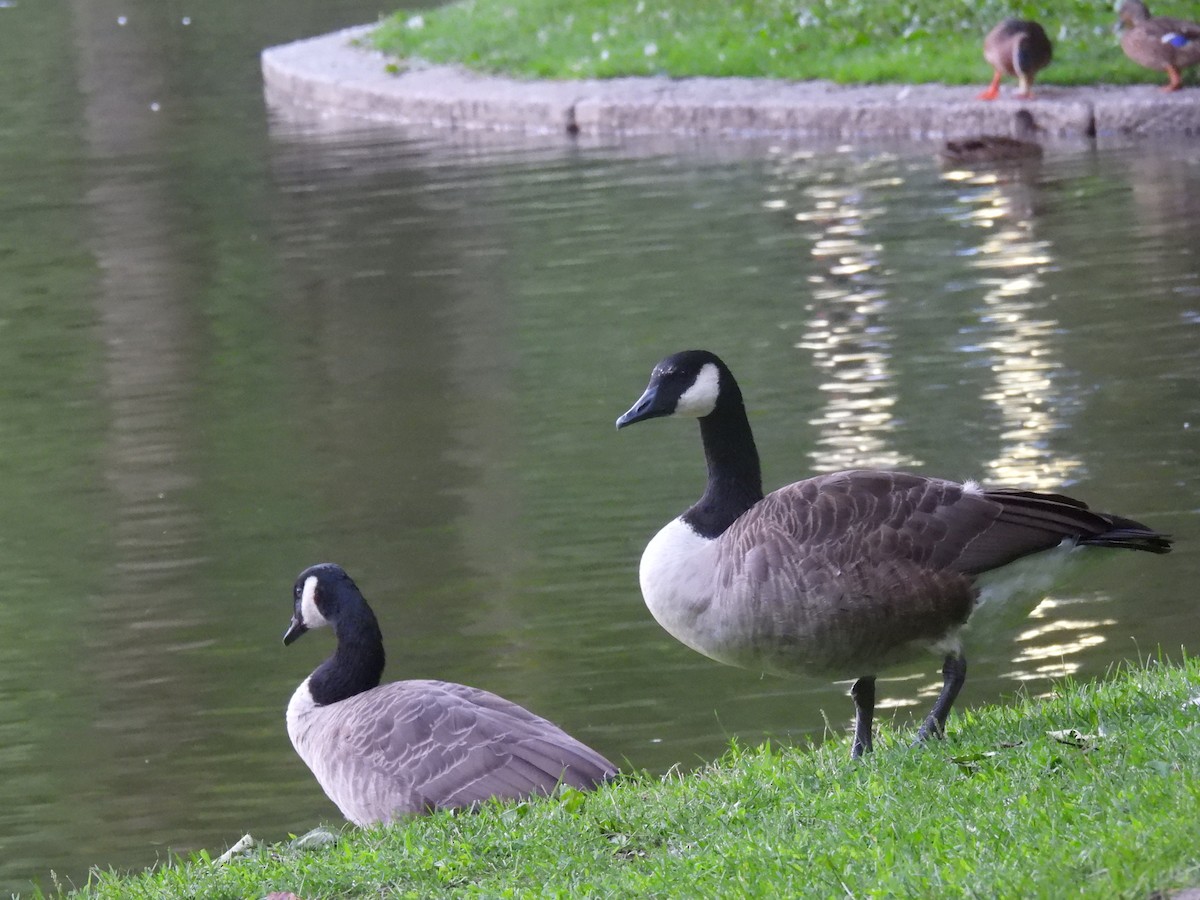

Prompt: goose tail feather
[{"left": 986, "top": 489, "right": 1172, "bottom": 555}]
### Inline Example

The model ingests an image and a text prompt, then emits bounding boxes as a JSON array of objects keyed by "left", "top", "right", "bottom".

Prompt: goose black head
[
  {"left": 616, "top": 349, "right": 729, "bottom": 429},
  {"left": 284, "top": 562, "right": 359, "bottom": 645}
]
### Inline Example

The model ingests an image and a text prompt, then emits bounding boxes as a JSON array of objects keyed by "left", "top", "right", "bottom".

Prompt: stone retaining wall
[{"left": 262, "top": 25, "right": 1200, "bottom": 139}]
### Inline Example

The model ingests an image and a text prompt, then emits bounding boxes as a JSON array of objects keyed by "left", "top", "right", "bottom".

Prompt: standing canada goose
[
  {"left": 1117, "top": 0, "right": 1200, "bottom": 92},
  {"left": 615, "top": 350, "right": 1171, "bottom": 759},
  {"left": 284, "top": 563, "right": 617, "bottom": 824},
  {"left": 978, "top": 19, "right": 1054, "bottom": 100},
  {"left": 938, "top": 110, "right": 1043, "bottom": 166}
]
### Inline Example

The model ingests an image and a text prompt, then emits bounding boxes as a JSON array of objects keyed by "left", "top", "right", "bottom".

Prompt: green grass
[
  {"left": 68, "top": 655, "right": 1200, "bottom": 898},
  {"left": 371, "top": 0, "right": 1195, "bottom": 85}
]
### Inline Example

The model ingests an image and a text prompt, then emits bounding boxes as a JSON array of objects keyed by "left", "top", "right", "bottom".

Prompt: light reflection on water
[
  {"left": 763, "top": 150, "right": 920, "bottom": 476},
  {"left": 795, "top": 173, "right": 920, "bottom": 475},
  {"left": 1005, "top": 597, "right": 1121, "bottom": 683},
  {"left": 948, "top": 168, "right": 1084, "bottom": 490}
]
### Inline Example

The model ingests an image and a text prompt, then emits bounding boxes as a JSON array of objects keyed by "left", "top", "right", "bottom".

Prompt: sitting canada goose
[
  {"left": 616, "top": 350, "right": 1171, "bottom": 759},
  {"left": 978, "top": 19, "right": 1053, "bottom": 100},
  {"left": 284, "top": 563, "right": 617, "bottom": 824},
  {"left": 938, "top": 110, "right": 1043, "bottom": 166},
  {"left": 1117, "top": 0, "right": 1200, "bottom": 92}
]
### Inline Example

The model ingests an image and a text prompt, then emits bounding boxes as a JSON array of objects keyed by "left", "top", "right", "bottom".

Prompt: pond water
[{"left": 1, "top": 0, "right": 1198, "bottom": 893}]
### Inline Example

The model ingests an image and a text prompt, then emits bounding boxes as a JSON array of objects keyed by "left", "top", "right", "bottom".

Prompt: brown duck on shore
[
  {"left": 938, "top": 110, "right": 1043, "bottom": 166},
  {"left": 978, "top": 19, "right": 1053, "bottom": 100},
  {"left": 1117, "top": 0, "right": 1200, "bottom": 91}
]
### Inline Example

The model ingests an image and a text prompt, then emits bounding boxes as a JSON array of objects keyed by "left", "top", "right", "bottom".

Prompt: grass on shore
[
  {"left": 371, "top": 0, "right": 1194, "bottom": 86},
  {"left": 67, "top": 654, "right": 1200, "bottom": 899}
]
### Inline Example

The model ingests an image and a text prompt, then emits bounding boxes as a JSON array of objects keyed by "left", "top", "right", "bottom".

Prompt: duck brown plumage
[
  {"left": 1118, "top": 0, "right": 1200, "bottom": 91},
  {"left": 979, "top": 19, "right": 1054, "bottom": 100}
]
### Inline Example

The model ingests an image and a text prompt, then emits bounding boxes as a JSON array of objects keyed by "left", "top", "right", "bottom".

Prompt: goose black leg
[
  {"left": 915, "top": 654, "right": 967, "bottom": 744},
  {"left": 850, "top": 676, "right": 876, "bottom": 759}
]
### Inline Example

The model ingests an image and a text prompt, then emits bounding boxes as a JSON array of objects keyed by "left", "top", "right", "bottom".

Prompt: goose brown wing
[
  {"left": 710, "top": 472, "right": 982, "bottom": 669},
  {"left": 721, "top": 470, "right": 1001, "bottom": 570},
  {"left": 722, "top": 470, "right": 1168, "bottom": 582},
  {"left": 335, "top": 680, "right": 615, "bottom": 819}
]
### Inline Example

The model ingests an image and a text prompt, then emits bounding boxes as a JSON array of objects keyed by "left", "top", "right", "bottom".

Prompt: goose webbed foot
[
  {"left": 850, "top": 676, "right": 876, "bottom": 759},
  {"left": 914, "top": 654, "right": 967, "bottom": 746}
]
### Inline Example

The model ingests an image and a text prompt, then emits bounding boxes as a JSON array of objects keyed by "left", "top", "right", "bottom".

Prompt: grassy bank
[
  {"left": 68, "top": 656, "right": 1200, "bottom": 899},
  {"left": 370, "top": 0, "right": 1191, "bottom": 85}
]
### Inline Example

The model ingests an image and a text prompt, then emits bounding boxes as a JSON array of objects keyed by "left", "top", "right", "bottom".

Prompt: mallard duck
[
  {"left": 1117, "top": 0, "right": 1200, "bottom": 91},
  {"left": 978, "top": 19, "right": 1054, "bottom": 100},
  {"left": 938, "top": 110, "right": 1043, "bottom": 165}
]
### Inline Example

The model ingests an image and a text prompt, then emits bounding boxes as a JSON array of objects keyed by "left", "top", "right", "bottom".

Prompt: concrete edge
[{"left": 262, "top": 25, "right": 1200, "bottom": 139}]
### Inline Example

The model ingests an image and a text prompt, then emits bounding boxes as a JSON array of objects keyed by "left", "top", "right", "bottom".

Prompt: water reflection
[
  {"left": 1127, "top": 146, "right": 1200, "bottom": 242},
  {"left": 946, "top": 168, "right": 1083, "bottom": 490},
  {"left": 767, "top": 149, "right": 919, "bottom": 473},
  {"left": 72, "top": 0, "right": 216, "bottom": 865},
  {"left": 998, "top": 596, "right": 1120, "bottom": 683}
]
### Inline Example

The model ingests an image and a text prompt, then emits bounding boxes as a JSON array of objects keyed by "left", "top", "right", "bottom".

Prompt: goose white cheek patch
[
  {"left": 300, "top": 575, "right": 329, "bottom": 629},
  {"left": 675, "top": 362, "right": 720, "bottom": 418}
]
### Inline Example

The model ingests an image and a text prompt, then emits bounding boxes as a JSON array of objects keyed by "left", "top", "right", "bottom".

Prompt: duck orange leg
[
  {"left": 978, "top": 70, "right": 1002, "bottom": 100},
  {"left": 1163, "top": 64, "right": 1182, "bottom": 92}
]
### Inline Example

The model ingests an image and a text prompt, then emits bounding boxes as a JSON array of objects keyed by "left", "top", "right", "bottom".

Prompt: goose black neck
[
  {"left": 307, "top": 601, "right": 386, "bottom": 706},
  {"left": 683, "top": 383, "right": 764, "bottom": 539}
]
